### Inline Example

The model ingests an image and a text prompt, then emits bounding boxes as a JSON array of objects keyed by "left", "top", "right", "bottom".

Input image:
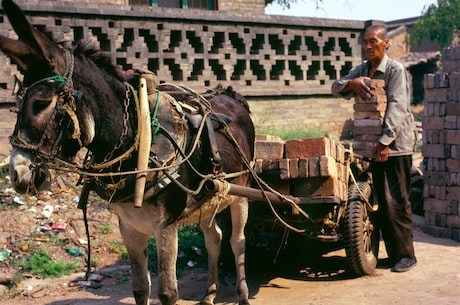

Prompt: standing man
[{"left": 331, "top": 24, "right": 416, "bottom": 272}]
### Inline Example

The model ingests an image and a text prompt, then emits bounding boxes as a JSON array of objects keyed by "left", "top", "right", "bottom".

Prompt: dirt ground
[
  {"left": 1, "top": 210, "right": 460, "bottom": 305},
  {"left": 1, "top": 161, "right": 460, "bottom": 305}
]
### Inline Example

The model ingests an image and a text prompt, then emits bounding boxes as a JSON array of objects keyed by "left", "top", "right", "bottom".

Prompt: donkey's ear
[
  {"left": 1, "top": 0, "right": 63, "bottom": 73},
  {"left": 0, "top": 36, "right": 35, "bottom": 72}
]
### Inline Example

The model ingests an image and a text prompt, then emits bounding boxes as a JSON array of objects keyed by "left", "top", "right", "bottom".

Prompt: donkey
[{"left": 1, "top": 0, "right": 254, "bottom": 304}]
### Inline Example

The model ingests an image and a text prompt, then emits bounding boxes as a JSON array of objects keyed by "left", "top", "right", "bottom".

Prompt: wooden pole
[{"left": 134, "top": 77, "right": 151, "bottom": 208}]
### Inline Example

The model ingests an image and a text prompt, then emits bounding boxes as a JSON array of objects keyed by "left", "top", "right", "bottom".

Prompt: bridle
[{"left": 9, "top": 49, "right": 83, "bottom": 163}]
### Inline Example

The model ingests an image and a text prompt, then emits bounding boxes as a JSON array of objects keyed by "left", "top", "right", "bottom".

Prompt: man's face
[{"left": 362, "top": 29, "right": 389, "bottom": 62}]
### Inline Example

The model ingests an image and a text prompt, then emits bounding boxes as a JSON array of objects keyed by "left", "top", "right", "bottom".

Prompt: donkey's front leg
[
  {"left": 119, "top": 220, "right": 151, "bottom": 305},
  {"left": 230, "top": 198, "right": 250, "bottom": 305},
  {"left": 155, "top": 222, "right": 179, "bottom": 305},
  {"left": 199, "top": 217, "right": 223, "bottom": 305}
]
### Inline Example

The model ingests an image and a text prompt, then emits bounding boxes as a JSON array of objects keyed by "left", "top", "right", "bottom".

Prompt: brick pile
[
  {"left": 352, "top": 79, "right": 386, "bottom": 159},
  {"left": 254, "top": 136, "right": 348, "bottom": 202},
  {"left": 422, "top": 45, "right": 460, "bottom": 241}
]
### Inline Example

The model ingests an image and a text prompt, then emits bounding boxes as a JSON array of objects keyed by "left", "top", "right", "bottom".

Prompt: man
[{"left": 331, "top": 24, "right": 416, "bottom": 272}]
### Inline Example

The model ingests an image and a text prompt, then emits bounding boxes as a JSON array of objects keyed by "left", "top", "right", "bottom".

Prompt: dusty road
[{"left": 3, "top": 215, "right": 460, "bottom": 305}]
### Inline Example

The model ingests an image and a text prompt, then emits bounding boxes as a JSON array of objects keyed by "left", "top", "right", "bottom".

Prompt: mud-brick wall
[
  {"left": 422, "top": 45, "right": 460, "bottom": 241},
  {"left": 0, "top": 105, "right": 16, "bottom": 159}
]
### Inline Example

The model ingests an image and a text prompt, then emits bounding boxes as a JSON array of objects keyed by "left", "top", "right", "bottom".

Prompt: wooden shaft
[{"left": 134, "top": 77, "right": 151, "bottom": 208}]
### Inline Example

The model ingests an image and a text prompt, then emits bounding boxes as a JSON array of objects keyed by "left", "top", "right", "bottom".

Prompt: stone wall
[{"left": 422, "top": 45, "right": 460, "bottom": 241}]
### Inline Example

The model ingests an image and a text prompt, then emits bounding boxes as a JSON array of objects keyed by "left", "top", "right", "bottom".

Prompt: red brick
[
  {"left": 255, "top": 140, "right": 284, "bottom": 160},
  {"left": 447, "top": 215, "right": 460, "bottom": 229},
  {"left": 309, "top": 157, "right": 320, "bottom": 177},
  {"left": 422, "top": 224, "right": 452, "bottom": 239},
  {"left": 288, "top": 158, "right": 299, "bottom": 179},
  {"left": 353, "top": 125, "right": 383, "bottom": 135},
  {"left": 444, "top": 130, "right": 460, "bottom": 144},
  {"left": 354, "top": 94, "right": 387, "bottom": 103},
  {"left": 369, "top": 79, "right": 385, "bottom": 89},
  {"left": 319, "top": 155, "right": 338, "bottom": 178},
  {"left": 424, "top": 198, "right": 456, "bottom": 214},
  {"left": 446, "top": 102, "right": 460, "bottom": 116},
  {"left": 261, "top": 159, "right": 279, "bottom": 172},
  {"left": 354, "top": 111, "right": 384, "bottom": 120},
  {"left": 298, "top": 158, "right": 309, "bottom": 178},
  {"left": 353, "top": 102, "right": 387, "bottom": 112},
  {"left": 447, "top": 158, "right": 460, "bottom": 172},
  {"left": 254, "top": 159, "right": 263, "bottom": 174},
  {"left": 354, "top": 134, "right": 380, "bottom": 143},
  {"left": 260, "top": 179, "right": 290, "bottom": 195},
  {"left": 422, "top": 144, "right": 447, "bottom": 158},
  {"left": 353, "top": 119, "right": 383, "bottom": 127},
  {"left": 446, "top": 186, "right": 460, "bottom": 200},
  {"left": 422, "top": 116, "right": 445, "bottom": 130},
  {"left": 285, "top": 137, "right": 330, "bottom": 158},
  {"left": 290, "top": 177, "right": 341, "bottom": 198},
  {"left": 425, "top": 171, "right": 450, "bottom": 186}
]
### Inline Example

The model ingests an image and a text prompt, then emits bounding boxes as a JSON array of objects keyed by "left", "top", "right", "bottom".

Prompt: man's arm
[
  {"left": 379, "top": 63, "right": 409, "bottom": 146},
  {"left": 331, "top": 65, "right": 372, "bottom": 100}
]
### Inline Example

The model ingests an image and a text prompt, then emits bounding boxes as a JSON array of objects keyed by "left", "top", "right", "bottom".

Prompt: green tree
[{"left": 411, "top": 0, "right": 460, "bottom": 50}]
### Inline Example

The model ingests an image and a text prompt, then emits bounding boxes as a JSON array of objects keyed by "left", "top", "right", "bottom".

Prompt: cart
[{"left": 210, "top": 136, "right": 379, "bottom": 276}]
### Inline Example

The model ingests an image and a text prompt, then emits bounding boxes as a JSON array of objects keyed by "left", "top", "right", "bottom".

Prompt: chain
[{"left": 100, "top": 86, "right": 131, "bottom": 164}]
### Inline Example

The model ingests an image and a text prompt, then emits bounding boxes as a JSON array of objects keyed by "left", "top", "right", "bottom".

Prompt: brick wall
[
  {"left": 422, "top": 45, "right": 460, "bottom": 241},
  {"left": 0, "top": 105, "right": 16, "bottom": 159},
  {"left": 218, "top": 0, "right": 265, "bottom": 14},
  {"left": 249, "top": 96, "right": 354, "bottom": 139},
  {"left": 0, "top": 1, "right": 369, "bottom": 158}
]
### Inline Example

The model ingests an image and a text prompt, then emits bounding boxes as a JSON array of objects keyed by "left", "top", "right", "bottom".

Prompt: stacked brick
[
  {"left": 352, "top": 79, "right": 386, "bottom": 159},
  {"left": 422, "top": 45, "right": 460, "bottom": 242},
  {"left": 254, "top": 136, "right": 348, "bottom": 202}
]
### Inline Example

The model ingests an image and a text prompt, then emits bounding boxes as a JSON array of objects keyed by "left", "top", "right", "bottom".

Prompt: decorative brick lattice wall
[
  {"left": 422, "top": 45, "right": 460, "bottom": 241},
  {"left": 0, "top": 1, "right": 368, "bottom": 157},
  {"left": 0, "top": 2, "right": 365, "bottom": 100}
]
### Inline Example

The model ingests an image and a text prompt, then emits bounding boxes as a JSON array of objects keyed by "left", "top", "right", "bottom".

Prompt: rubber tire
[{"left": 343, "top": 181, "right": 378, "bottom": 276}]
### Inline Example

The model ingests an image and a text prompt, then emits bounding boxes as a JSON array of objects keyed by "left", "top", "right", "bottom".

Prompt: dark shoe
[{"left": 391, "top": 257, "right": 417, "bottom": 272}]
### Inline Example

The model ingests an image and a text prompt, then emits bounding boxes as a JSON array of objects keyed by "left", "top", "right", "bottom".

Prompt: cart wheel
[{"left": 343, "top": 181, "right": 378, "bottom": 275}]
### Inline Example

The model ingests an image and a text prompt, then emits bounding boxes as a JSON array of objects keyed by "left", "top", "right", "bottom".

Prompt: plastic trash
[
  {"left": 187, "top": 260, "right": 196, "bottom": 267},
  {"left": 41, "top": 205, "right": 54, "bottom": 218},
  {"left": 13, "top": 196, "right": 26, "bottom": 205},
  {"left": 67, "top": 246, "right": 85, "bottom": 257},
  {"left": 0, "top": 249, "right": 11, "bottom": 261},
  {"left": 51, "top": 223, "right": 68, "bottom": 230},
  {"left": 191, "top": 246, "right": 202, "bottom": 256},
  {"left": 89, "top": 273, "right": 105, "bottom": 282}
]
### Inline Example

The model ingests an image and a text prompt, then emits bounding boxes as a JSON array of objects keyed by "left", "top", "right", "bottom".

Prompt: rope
[
  {"left": 151, "top": 90, "right": 161, "bottom": 144},
  {"left": 207, "top": 178, "right": 230, "bottom": 228},
  {"left": 348, "top": 157, "right": 378, "bottom": 212}
]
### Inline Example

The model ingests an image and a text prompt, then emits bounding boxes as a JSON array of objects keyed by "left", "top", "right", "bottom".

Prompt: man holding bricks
[{"left": 331, "top": 24, "right": 416, "bottom": 272}]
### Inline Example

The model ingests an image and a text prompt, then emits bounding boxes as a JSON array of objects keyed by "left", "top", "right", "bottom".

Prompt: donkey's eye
[{"left": 32, "top": 99, "right": 52, "bottom": 116}]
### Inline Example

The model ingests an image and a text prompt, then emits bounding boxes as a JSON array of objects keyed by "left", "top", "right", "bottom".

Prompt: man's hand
[
  {"left": 346, "top": 77, "right": 373, "bottom": 101},
  {"left": 372, "top": 142, "right": 389, "bottom": 162}
]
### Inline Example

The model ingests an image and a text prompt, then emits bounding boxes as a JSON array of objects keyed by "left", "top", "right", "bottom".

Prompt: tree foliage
[{"left": 411, "top": 0, "right": 460, "bottom": 49}]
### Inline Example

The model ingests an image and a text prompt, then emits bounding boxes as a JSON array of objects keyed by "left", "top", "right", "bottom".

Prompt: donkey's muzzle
[{"left": 9, "top": 149, "right": 52, "bottom": 194}]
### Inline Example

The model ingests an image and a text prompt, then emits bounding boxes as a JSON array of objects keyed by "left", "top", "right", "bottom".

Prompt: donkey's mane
[
  {"left": 72, "top": 39, "right": 125, "bottom": 82},
  {"left": 213, "top": 84, "right": 251, "bottom": 113}
]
